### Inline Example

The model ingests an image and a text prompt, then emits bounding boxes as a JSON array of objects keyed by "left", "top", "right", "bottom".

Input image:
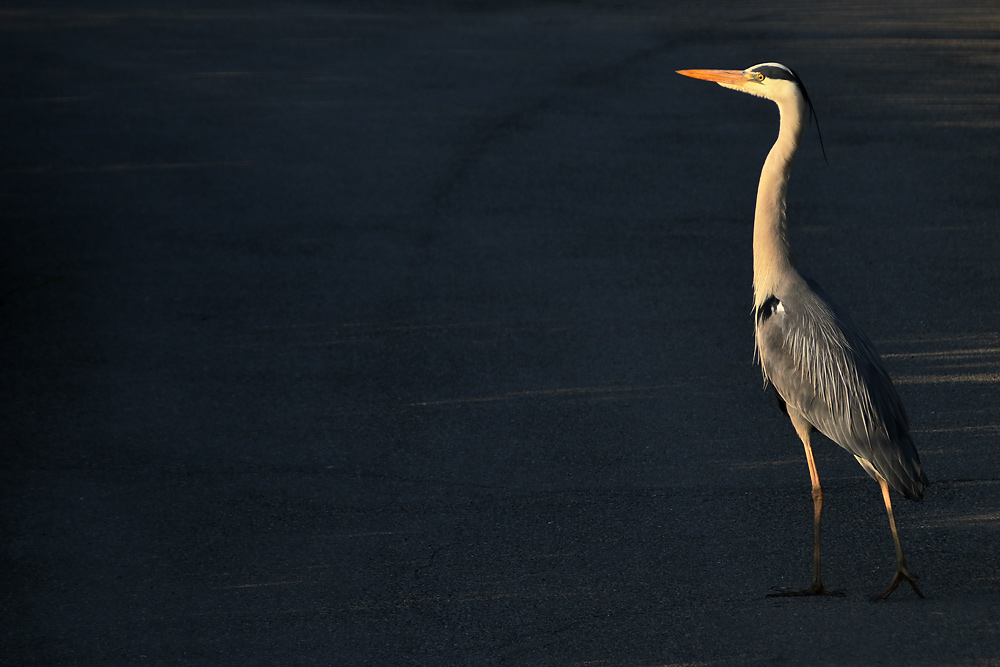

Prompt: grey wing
[{"left": 755, "top": 277, "right": 927, "bottom": 500}]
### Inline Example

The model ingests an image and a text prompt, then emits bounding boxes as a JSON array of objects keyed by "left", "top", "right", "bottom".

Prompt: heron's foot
[
  {"left": 872, "top": 566, "right": 924, "bottom": 601},
  {"left": 767, "top": 583, "right": 844, "bottom": 598}
]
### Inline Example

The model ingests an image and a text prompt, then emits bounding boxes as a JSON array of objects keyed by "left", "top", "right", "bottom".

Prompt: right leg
[{"left": 767, "top": 411, "right": 844, "bottom": 597}]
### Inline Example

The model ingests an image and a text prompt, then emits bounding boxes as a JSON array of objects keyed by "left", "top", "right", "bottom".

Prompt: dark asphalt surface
[{"left": 3, "top": 1, "right": 1000, "bottom": 665}]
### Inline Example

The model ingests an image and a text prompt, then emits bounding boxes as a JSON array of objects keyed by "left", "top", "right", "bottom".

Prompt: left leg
[{"left": 872, "top": 475, "right": 924, "bottom": 600}]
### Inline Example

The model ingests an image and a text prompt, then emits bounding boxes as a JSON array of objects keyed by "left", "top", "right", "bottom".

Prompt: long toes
[
  {"left": 903, "top": 572, "right": 924, "bottom": 599},
  {"left": 872, "top": 568, "right": 924, "bottom": 601}
]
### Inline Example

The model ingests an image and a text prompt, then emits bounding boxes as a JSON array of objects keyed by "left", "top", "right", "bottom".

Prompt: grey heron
[{"left": 676, "top": 63, "right": 927, "bottom": 600}]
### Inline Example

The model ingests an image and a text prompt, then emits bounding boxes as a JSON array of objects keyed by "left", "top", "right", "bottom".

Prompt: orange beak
[{"left": 676, "top": 69, "right": 748, "bottom": 87}]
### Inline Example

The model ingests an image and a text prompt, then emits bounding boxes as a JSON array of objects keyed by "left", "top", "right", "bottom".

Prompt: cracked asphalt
[{"left": 3, "top": 1, "right": 1000, "bottom": 665}]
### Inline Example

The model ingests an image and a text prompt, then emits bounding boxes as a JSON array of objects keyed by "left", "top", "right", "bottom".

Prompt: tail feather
[{"left": 860, "top": 432, "right": 927, "bottom": 500}]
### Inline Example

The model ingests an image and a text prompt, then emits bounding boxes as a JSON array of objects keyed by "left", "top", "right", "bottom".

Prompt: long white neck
[{"left": 753, "top": 95, "right": 806, "bottom": 308}]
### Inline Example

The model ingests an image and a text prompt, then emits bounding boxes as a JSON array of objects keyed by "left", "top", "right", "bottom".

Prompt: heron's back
[{"left": 756, "top": 274, "right": 927, "bottom": 500}]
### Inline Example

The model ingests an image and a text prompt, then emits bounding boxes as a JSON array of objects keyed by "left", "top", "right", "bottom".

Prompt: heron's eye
[{"left": 757, "top": 73, "right": 765, "bottom": 82}]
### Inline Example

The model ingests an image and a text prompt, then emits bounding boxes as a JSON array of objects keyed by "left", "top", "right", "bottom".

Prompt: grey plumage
[{"left": 755, "top": 272, "right": 928, "bottom": 501}]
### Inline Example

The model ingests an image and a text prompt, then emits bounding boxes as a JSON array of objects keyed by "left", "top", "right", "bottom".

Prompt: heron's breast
[{"left": 755, "top": 301, "right": 811, "bottom": 401}]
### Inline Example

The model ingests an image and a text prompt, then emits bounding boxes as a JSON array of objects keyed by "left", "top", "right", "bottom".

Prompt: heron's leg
[
  {"left": 768, "top": 414, "right": 843, "bottom": 598},
  {"left": 872, "top": 476, "right": 923, "bottom": 601}
]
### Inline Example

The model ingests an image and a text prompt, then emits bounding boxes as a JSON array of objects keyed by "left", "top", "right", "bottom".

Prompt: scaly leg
[
  {"left": 872, "top": 476, "right": 923, "bottom": 600},
  {"left": 768, "top": 413, "right": 843, "bottom": 598}
]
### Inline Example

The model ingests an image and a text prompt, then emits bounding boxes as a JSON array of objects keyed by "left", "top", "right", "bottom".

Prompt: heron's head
[
  {"left": 676, "top": 62, "right": 826, "bottom": 161},
  {"left": 676, "top": 63, "right": 804, "bottom": 106}
]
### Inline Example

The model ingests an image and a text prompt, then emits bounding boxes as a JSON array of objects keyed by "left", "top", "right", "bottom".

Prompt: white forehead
[
  {"left": 750, "top": 62, "right": 790, "bottom": 72},
  {"left": 746, "top": 62, "right": 798, "bottom": 82}
]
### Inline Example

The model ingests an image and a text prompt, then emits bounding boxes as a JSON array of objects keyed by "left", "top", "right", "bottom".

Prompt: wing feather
[{"left": 756, "top": 276, "right": 927, "bottom": 499}]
